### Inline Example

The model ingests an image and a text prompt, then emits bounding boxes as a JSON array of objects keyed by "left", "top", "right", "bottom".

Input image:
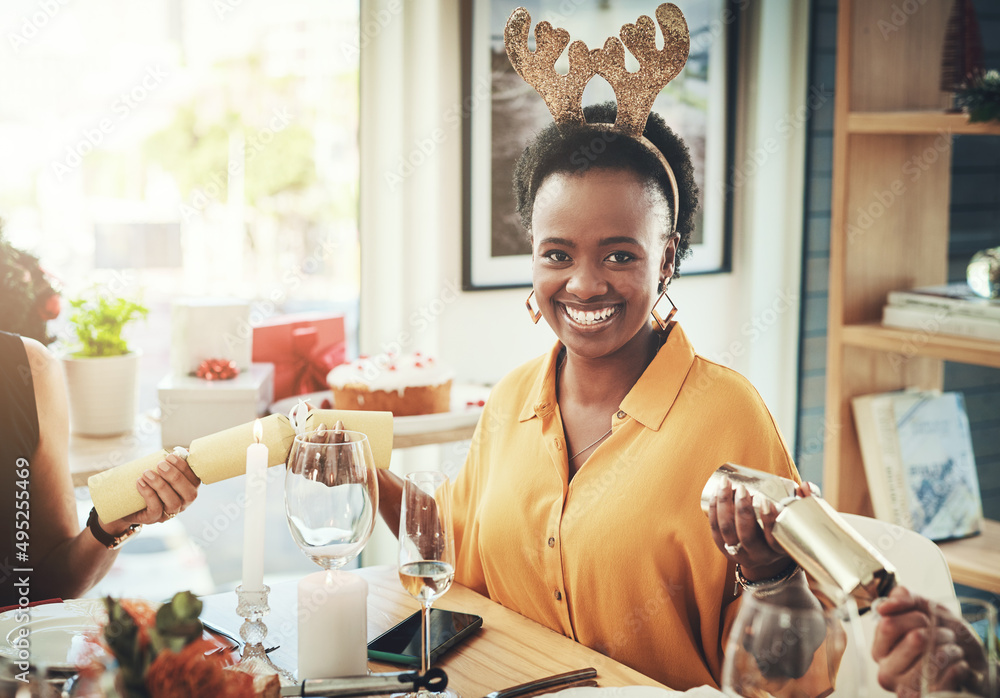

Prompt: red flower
[{"left": 146, "top": 640, "right": 254, "bottom": 698}]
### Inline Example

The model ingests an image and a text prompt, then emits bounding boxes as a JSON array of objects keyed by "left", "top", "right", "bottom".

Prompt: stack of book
[
  {"left": 851, "top": 389, "right": 984, "bottom": 542},
  {"left": 882, "top": 283, "right": 1000, "bottom": 341}
]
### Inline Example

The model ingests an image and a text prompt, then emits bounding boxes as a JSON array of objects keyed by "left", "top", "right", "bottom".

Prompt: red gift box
[{"left": 252, "top": 313, "right": 347, "bottom": 399}]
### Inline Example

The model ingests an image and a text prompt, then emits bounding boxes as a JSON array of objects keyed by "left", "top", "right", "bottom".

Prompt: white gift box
[
  {"left": 158, "top": 363, "right": 274, "bottom": 448},
  {"left": 170, "top": 298, "right": 253, "bottom": 377}
]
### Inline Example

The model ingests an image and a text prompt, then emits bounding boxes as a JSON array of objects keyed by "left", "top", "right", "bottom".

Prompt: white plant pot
[{"left": 62, "top": 351, "right": 141, "bottom": 437}]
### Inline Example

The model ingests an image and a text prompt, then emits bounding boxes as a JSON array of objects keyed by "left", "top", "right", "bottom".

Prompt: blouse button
[
  {"left": 547, "top": 536, "right": 556, "bottom": 548},
  {"left": 554, "top": 590, "right": 562, "bottom": 601},
  {"left": 554, "top": 438, "right": 562, "bottom": 450},
  {"left": 616, "top": 410, "right": 626, "bottom": 419}
]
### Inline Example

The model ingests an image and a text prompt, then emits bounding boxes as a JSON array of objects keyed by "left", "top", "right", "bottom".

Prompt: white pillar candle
[
  {"left": 297, "top": 570, "right": 368, "bottom": 679},
  {"left": 241, "top": 420, "right": 268, "bottom": 592}
]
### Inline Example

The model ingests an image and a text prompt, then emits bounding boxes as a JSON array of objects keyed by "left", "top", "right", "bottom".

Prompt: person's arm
[
  {"left": 376, "top": 468, "right": 404, "bottom": 539},
  {"left": 709, "top": 478, "right": 838, "bottom": 693},
  {"left": 22, "top": 338, "right": 200, "bottom": 600}
]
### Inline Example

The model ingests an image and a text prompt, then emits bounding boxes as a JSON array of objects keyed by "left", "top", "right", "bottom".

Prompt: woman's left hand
[{"left": 707, "top": 475, "right": 817, "bottom": 582}]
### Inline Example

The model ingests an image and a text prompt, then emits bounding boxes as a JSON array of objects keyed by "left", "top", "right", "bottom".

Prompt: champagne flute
[
  {"left": 721, "top": 586, "right": 868, "bottom": 697},
  {"left": 398, "top": 471, "right": 456, "bottom": 698}
]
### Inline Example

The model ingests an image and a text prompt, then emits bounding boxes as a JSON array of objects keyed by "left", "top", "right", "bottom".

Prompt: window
[
  {"left": 1, "top": 0, "right": 361, "bottom": 411},
  {"left": 2, "top": 0, "right": 361, "bottom": 593}
]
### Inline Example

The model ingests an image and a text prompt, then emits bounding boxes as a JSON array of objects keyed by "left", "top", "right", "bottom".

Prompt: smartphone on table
[{"left": 367, "top": 608, "right": 483, "bottom": 666}]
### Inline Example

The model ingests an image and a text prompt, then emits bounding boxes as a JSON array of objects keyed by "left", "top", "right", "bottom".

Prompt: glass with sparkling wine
[{"left": 398, "top": 471, "right": 456, "bottom": 698}]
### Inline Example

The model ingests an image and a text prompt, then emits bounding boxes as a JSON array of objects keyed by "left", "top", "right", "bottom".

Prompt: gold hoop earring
[
  {"left": 651, "top": 288, "right": 677, "bottom": 331},
  {"left": 525, "top": 289, "right": 542, "bottom": 324}
]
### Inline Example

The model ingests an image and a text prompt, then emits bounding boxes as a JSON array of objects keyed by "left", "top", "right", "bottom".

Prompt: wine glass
[
  {"left": 920, "top": 596, "right": 997, "bottom": 697},
  {"left": 285, "top": 430, "right": 378, "bottom": 679},
  {"left": 721, "top": 586, "right": 868, "bottom": 697},
  {"left": 285, "top": 429, "right": 378, "bottom": 572},
  {"left": 398, "top": 471, "right": 456, "bottom": 698}
]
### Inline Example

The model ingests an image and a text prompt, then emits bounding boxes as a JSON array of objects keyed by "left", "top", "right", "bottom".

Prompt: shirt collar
[
  {"left": 518, "top": 322, "right": 697, "bottom": 430},
  {"left": 518, "top": 342, "right": 562, "bottom": 422},
  {"left": 620, "top": 322, "right": 697, "bottom": 431}
]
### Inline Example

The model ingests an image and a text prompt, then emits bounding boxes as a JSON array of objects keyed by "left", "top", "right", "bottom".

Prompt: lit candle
[
  {"left": 297, "top": 570, "right": 368, "bottom": 679},
  {"left": 242, "top": 419, "right": 267, "bottom": 592}
]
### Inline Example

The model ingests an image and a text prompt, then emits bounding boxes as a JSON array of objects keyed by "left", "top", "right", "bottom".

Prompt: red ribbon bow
[
  {"left": 196, "top": 358, "right": 240, "bottom": 381},
  {"left": 291, "top": 327, "right": 346, "bottom": 395}
]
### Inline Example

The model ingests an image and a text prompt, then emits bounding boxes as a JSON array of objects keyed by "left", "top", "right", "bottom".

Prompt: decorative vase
[
  {"left": 967, "top": 246, "right": 1000, "bottom": 299},
  {"left": 62, "top": 351, "right": 141, "bottom": 436}
]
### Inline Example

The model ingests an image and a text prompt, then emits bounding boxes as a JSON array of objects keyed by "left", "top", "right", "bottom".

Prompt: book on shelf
[
  {"left": 882, "top": 303, "right": 1000, "bottom": 341},
  {"left": 850, "top": 390, "right": 983, "bottom": 542},
  {"left": 886, "top": 283, "right": 1000, "bottom": 321}
]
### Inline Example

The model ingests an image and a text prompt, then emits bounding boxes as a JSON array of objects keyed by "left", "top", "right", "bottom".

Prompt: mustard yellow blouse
[{"left": 446, "top": 323, "right": 801, "bottom": 690}]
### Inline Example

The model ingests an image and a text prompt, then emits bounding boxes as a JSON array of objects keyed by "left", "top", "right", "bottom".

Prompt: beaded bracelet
[{"left": 735, "top": 561, "right": 801, "bottom": 595}]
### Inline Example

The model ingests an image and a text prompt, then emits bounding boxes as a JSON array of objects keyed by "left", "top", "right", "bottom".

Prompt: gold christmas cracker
[{"left": 88, "top": 410, "right": 393, "bottom": 522}]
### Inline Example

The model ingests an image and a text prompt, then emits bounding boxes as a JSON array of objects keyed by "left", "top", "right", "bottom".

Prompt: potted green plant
[{"left": 62, "top": 290, "right": 149, "bottom": 436}]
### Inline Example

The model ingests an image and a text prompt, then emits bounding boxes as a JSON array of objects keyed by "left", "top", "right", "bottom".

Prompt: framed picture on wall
[{"left": 461, "top": 0, "right": 738, "bottom": 291}]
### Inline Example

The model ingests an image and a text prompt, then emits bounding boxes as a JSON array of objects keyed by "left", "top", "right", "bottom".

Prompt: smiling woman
[
  {"left": 377, "top": 103, "right": 810, "bottom": 691},
  {"left": 372, "top": 5, "right": 818, "bottom": 691}
]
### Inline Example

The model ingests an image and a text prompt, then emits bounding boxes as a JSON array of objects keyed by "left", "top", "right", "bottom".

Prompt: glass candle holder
[{"left": 232, "top": 584, "right": 296, "bottom": 685}]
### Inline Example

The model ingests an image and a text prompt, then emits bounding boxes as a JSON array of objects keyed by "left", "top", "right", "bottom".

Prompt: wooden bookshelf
[
  {"left": 848, "top": 110, "right": 1000, "bottom": 136},
  {"left": 841, "top": 324, "right": 1000, "bottom": 370},
  {"left": 824, "top": 0, "right": 1000, "bottom": 593},
  {"left": 938, "top": 519, "right": 1000, "bottom": 595}
]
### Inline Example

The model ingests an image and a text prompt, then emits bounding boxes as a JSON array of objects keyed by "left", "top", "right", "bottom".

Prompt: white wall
[{"left": 359, "top": 0, "right": 810, "bottom": 441}]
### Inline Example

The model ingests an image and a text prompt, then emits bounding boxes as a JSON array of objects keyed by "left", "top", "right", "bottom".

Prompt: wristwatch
[{"left": 87, "top": 507, "right": 142, "bottom": 550}]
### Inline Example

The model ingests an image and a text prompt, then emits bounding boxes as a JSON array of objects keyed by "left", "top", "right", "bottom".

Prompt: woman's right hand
[
  {"left": 708, "top": 476, "right": 817, "bottom": 582},
  {"left": 100, "top": 454, "right": 201, "bottom": 534}
]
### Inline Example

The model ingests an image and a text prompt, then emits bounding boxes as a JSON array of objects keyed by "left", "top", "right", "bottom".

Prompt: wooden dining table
[{"left": 199, "top": 566, "right": 671, "bottom": 696}]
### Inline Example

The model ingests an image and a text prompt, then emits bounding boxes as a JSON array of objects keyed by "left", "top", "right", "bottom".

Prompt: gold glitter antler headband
[
  {"left": 503, "top": 10, "right": 597, "bottom": 127},
  {"left": 504, "top": 4, "right": 691, "bottom": 233}
]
